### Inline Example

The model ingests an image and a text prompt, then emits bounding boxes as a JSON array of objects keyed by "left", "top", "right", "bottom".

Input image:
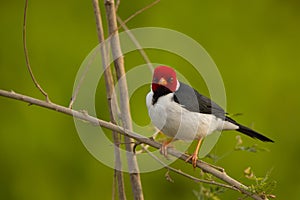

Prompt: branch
[
  {"left": 142, "top": 146, "right": 238, "bottom": 191},
  {"left": 0, "top": 89, "right": 264, "bottom": 200},
  {"left": 23, "top": 0, "right": 50, "bottom": 102},
  {"left": 104, "top": 1, "right": 144, "bottom": 200},
  {"left": 92, "top": 0, "right": 126, "bottom": 199}
]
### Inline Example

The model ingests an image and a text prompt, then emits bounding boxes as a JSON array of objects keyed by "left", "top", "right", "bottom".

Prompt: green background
[{"left": 1, "top": 0, "right": 299, "bottom": 199}]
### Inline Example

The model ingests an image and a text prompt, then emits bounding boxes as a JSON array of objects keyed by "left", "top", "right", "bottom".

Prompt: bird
[{"left": 146, "top": 65, "right": 274, "bottom": 167}]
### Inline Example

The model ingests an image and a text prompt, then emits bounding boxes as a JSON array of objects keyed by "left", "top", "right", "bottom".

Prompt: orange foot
[
  {"left": 185, "top": 153, "right": 198, "bottom": 168},
  {"left": 160, "top": 139, "right": 173, "bottom": 159},
  {"left": 185, "top": 138, "right": 202, "bottom": 168}
]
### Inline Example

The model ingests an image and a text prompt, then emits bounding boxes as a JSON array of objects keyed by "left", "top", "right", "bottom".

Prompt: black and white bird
[{"left": 146, "top": 66, "right": 273, "bottom": 167}]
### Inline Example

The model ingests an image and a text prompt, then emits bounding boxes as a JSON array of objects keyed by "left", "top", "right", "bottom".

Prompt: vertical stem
[
  {"left": 116, "top": 16, "right": 153, "bottom": 72},
  {"left": 92, "top": 1, "right": 126, "bottom": 200},
  {"left": 23, "top": 0, "right": 50, "bottom": 102},
  {"left": 104, "top": 0, "right": 144, "bottom": 199}
]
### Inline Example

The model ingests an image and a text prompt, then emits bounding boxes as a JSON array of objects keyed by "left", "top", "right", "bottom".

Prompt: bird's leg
[
  {"left": 185, "top": 138, "right": 202, "bottom": 168},
  {"left": 160, "top": 139, "right": 173, "bottom": 159}
]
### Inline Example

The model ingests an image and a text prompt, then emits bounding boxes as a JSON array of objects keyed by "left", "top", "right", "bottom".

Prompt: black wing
[
  {"left": 174, "top": 82, "right": 226, "bottom": 119},
  {"left": 173, "top": 82, "right": 274, "bottom": 142}
]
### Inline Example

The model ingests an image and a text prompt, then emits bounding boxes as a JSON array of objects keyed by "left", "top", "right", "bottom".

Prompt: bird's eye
[
  {"left": 168, "top": 77, "right": 173, "bottom": 83},
  {"left": 153, "top": 77, "right": 158, "bottom": 83}
]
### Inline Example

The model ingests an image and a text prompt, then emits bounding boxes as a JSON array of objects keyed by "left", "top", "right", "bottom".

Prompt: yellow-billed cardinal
[{"left": 146, "top": 66, "right": 273, "bottom": 167}]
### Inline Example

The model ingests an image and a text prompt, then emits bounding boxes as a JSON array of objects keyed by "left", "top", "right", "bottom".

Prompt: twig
[
  {"left": 0, "top": 89, "right": 265, "bottom": 200},
  {"left": 68, "top": 49, "right": 97, "bottom": 109},
  {"left": 117, "top": 16, "right": 154, "bottom": 72},
  {"left": 115, "top": 0, "right": 121, "bottom": 11},
  {"left": 104, "top": 1, "right": 144, "bottom": 199},
  {"left": 92, "top": 1, "right": 126, "bottom": 200},
  {"left": 115, "top": 0, "right": 162, "bottom": 72},
  {"left": 142, "top": 146, "right": 238, "bottom": 191},
  {"left": 116, "top": 0, "right": 161, "bottom": 32},
  {"left": 23, "top": 0, "right": 50, "bottom": 102}
]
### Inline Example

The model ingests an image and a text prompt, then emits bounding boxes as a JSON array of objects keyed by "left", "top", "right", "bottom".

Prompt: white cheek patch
[
  {"left": 176, "top": 80, "right": 180, "bottom": 91},
  {"left": 146, "top": 91, "right": 153, "bottom": 109}
]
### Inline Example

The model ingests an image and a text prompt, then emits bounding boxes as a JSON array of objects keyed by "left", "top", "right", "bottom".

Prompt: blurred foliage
[
  {"left": 193, "top": 186, "right": 224, "bottom": 200},
  {"left": 234, "top": 135, "right": 270, "bottom": 153},
  {"left": 243, "top": 167, "right": 276, "bottom": 199},
  {"left": 193, "top": 171, "right": 225, "bottom": 200},
  {"left": 1, "top": 0, "right": 300, "bottom": 199}
]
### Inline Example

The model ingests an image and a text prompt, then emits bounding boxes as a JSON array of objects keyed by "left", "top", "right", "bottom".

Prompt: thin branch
[
  {"left": 115, "top": 0, "right": 121, "bottom": 11},
  {"left": 92, "top": 0, "right": 126, "bottom": 200},
  {"left": 142, "top": 146, "right": 238, "bottom": 192},
  {"left": 0, "top": 89, "right": 265, "bottom": 200},
  {"left": 68, "top": 50, "right": 97, "bottom": 109},
  {"left": 117, "top": 16, "right": 154, "bottom": 72},
  {"left": 23, "top": 0, "right": 50, "bottom": 102},
  {"left": 115, "top": 0, "right": 162, "bottom": 72},
  {"left": 104, "top": 1, "right": 144, "bottom": 199},
  {"left": 116, "top": 0, "right": 161, "bottom": 32}
]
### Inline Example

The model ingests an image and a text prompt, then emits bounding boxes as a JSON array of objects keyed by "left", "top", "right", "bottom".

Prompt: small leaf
[
  {"left": 165, "top": 170, "right": 174, "bottom": 183},
  {"left": 268, "top": 194, "right": 276, "bottom": 199},
  {"left": 235, "top": 135, "right": 243, "bottom": 146},
  {"left": 244, "top": 167, "right": 255, "bottom": 180}
]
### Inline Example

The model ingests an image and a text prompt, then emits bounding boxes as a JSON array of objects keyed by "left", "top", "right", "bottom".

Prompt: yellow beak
[{"left": 158, "top": 77, "right": 167, "bottom": 86}]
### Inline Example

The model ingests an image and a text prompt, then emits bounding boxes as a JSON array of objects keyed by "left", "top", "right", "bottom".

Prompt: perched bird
[{"left": 146, "top": 66, "right": 273, "bottom": 167}]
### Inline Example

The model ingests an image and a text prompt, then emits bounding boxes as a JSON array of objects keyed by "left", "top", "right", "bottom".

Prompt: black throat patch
[{"left": 152, "top": 84, "right": 173, "bottom": 105}]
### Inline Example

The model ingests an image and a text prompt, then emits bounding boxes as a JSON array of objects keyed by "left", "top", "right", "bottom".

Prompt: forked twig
[
  {"left": 23, "top": 0, "right": 50, "bottom": 102},
  {"left": 142, "top": 146, "right": 238, "bottom": 191}
]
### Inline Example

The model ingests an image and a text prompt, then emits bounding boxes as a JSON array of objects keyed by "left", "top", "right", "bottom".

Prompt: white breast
[{"left": 146, "top": 91, "right": 230, "bottom": 141}]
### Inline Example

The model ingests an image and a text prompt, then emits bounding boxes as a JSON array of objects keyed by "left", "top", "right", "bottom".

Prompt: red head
[{"left": 152, "top": 66, "right": 178, "bottom": 92}]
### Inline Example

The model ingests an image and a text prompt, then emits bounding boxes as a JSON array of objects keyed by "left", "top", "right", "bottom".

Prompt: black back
[{"left": 174, "top": 82, "right": 227, "bottom": 120}]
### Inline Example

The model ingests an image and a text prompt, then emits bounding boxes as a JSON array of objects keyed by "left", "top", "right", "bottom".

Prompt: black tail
[{"left": 237, "top": 124, "right": 274, "bottom": 142}]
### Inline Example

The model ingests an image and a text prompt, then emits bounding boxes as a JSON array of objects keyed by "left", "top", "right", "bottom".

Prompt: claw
[{"left": 185, "top": 153, "right": 198, "bottom": 168}]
